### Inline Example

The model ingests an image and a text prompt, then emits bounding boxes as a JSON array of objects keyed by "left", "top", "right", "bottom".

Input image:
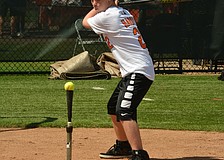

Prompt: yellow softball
[{"left": 64, "top": 82, "right": 74, "bottom": 91}]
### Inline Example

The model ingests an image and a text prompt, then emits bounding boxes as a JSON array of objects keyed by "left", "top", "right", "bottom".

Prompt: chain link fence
[{"left": 0, "top": 0, "right": 223, "bottom": 74}]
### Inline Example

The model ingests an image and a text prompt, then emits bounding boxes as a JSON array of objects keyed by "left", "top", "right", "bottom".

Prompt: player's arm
[{"left": 82, "top": 9, "right": 98, "bottom": 29}]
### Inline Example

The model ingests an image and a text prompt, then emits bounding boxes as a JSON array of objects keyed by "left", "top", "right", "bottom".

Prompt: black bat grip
[{"left": 66, "top": 90, "right": 73, "bottom": 122}]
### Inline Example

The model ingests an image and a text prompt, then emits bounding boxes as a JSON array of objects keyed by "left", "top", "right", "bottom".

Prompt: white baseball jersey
[{"left": 87, "top": 6, "right": 155, "bottom": 81}]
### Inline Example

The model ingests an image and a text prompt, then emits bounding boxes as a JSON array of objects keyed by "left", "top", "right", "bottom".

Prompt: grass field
[{"left": 0, "top": 74, "right": 223, "bottom": 132}]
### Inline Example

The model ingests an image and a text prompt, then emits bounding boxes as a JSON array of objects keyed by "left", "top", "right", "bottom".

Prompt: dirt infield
[{"left": 0, "top": 128, "right": 224, "bottom": 160}]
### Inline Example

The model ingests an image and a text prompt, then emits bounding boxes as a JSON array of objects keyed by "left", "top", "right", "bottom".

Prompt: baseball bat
[
  {"left": 64, "top": 82, "right": 74, "bottom": 160},
  {"left": 119, "top": 0, "right": 192, "bottom": 6},
  {"left": 120, "top": 0, "right": 156, "bottom": 6}
]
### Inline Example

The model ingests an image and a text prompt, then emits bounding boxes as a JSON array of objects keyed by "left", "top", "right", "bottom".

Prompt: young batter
[{"left": 83, "top": 0, "right": 155, "bottom": 159}]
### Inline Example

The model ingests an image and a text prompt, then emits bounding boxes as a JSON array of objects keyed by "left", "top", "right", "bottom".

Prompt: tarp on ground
[{"left": 49, "top": 51, "right": 121, "bottom": 80}]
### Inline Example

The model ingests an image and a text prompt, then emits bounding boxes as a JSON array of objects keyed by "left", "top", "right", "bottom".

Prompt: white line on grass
[
  {"left": 92, "top": 87, "right": 105, "bottom": 90},
  {"left": 143, "top": 98, "right": 154, "bottom": 101}
]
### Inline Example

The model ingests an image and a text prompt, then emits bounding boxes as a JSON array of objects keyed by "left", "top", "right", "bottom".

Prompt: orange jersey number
[
  {"left": 105, "top": 36, "right": 113, "bottom": 50},
  {"left": 104, "top": 27, "right": 146, "bottom": 50},
  {"left": 133, "top": 27, "right": 147, "bottom": 49}
]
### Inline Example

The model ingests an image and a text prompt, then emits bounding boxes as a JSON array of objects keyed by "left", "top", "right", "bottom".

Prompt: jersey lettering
[{"left": 121, "top": 17, "right": 135, "bottom": 28}]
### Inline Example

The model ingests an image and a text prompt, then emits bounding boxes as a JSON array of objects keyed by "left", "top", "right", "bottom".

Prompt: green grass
[{"left": 0, "top": 74, "right": 223, "bottom": 132}]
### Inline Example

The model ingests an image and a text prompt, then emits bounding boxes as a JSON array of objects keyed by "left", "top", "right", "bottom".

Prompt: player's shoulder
[
  {"left": 105, "top": 6, "right": 123, "bottom": 16},
  {"left": 94, "top": 7, "right": 119, "bottom": 22}
]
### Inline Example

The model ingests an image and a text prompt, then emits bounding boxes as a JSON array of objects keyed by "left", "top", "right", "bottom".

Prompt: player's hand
[{"left": 115, "top": 0, "right": 119, "bottom": 6}]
